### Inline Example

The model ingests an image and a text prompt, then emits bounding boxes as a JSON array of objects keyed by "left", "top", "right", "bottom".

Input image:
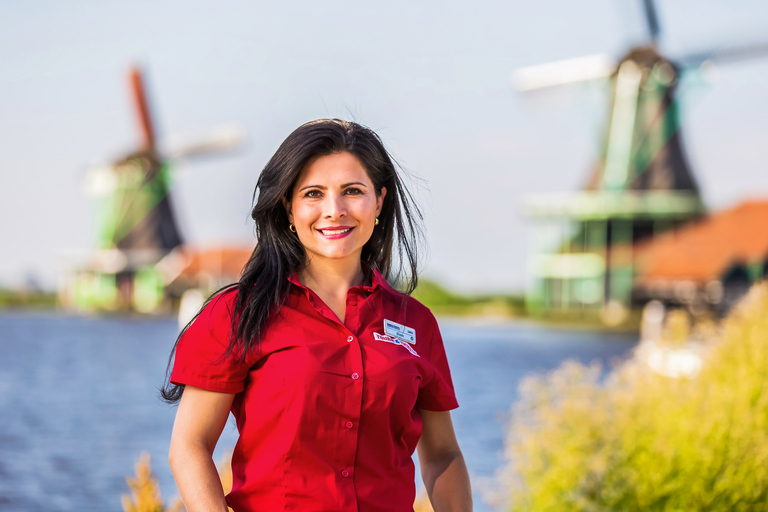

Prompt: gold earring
[
  {"left": 289, "top": 223, "right": 296, "bottom": 232},
  {"left": 375, "top": 217, "right": 379, "bottom": 226}
]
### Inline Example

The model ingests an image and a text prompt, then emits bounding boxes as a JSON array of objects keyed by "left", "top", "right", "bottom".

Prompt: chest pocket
[{"left": 361, "top": 332, "right": 427, "bottom": 429}]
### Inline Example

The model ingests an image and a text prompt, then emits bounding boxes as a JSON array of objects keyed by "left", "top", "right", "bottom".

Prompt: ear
[
  {"left": 282, "top": 196, "right": 293, "bottom": 223},
  {"left": 376, "top": 187, "right": 387, "bottom": 216}
]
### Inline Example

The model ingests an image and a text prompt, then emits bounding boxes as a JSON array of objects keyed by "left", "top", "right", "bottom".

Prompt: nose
[{"left": 324, "top": 191, "right": 347, "bottom": 220}]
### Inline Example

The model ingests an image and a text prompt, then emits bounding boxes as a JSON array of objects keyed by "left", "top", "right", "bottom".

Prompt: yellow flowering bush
[
  {"left": 500, "top": 284, "right": 768, "bottom": 511},
  {"left": 122, "top": 453, "right": 236, "bottom": 512},
  {"left": 121, "top": 453, "right": 183, "bottom": 512},
  {"left": 414, "top": 488, "right": 435, "bottom": 512}
]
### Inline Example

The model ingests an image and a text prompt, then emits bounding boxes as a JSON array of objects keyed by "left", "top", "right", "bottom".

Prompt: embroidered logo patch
[
  {"left": 383, "top": 319, "right": 416, "bottom": 345},
  {"left": 374, "top": 332, "right": 420, "bottom": 357}
]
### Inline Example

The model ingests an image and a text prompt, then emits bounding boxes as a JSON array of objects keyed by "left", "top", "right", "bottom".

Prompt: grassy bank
[
  {"left": 498, "top": 283, "right": 768, "bottom": 511},
  {"left": 414, "top": 279, "right": 642, "bottom": 331},
  {"left": 413, "top": 279, "right": 527, "bottom": 318},
  {"left": 0, "top": 288, "right": 57, "bottom": 309}
]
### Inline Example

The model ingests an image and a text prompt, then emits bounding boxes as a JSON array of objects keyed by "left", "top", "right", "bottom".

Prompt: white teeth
[{"left": 321, "top": 228, "right": 351, "bottom": 235}]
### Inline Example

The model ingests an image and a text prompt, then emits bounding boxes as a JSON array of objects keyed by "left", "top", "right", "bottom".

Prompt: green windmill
[
  {"left": 63, "top": 65, "right": 243, "bottom": 313},
  {"left": 516, "top": 0, "right": 768, "bottom": 323}
]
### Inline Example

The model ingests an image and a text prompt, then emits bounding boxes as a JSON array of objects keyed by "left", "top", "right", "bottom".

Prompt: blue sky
[{"left": 1, "top": 0, "right": 767, "bottom": 293}]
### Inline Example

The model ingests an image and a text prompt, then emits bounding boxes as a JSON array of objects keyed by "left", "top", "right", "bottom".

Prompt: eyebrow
[{"left": 298, "top": 182, "right": 368, "bottom": 192}]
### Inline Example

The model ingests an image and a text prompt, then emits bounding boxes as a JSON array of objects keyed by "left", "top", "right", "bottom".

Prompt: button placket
[{"left": 338, "top": 302, "right": 364, "bottom": 492}]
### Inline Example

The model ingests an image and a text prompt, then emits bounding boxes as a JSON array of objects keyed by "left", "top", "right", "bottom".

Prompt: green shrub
[{"left": 500, "top": 284, "right": 768, "bottom": 512}]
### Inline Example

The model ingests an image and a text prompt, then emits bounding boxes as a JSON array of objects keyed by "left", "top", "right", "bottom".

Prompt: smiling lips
[{"left": 317, "top": 226, "right": 354, "bottom": 239}]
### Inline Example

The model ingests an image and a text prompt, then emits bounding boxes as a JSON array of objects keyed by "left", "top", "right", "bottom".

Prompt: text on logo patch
[
  {"left": 383, "top": 319, "right": 416, "bottom": 345},
  {"left": 374, "top": 332, "right": 420, "bottom": 357}
]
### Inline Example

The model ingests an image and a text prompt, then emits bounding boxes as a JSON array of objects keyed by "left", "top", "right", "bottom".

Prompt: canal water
[{"left": 0, "top": 312, "right": 636, "bottom": 511}]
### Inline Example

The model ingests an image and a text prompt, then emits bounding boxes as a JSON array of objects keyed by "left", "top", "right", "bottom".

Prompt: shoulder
[
  {"left": 370, "top": 267, "right": 439, "bottom": 333},
  {"left": 172, "top": 286, "right": 257, "bottom": 392},
  {"left": 402, "top": 293, "right": 437, "bottom": 324},
  {"left": 176, "top": 285, "right": 258, "bottom": 363},
  {"left": 183, "top": 286, "right": 240, "bottom": 344},
  {"left": 379, "top": 287, "right": 440, "bottom": 338},
  {"left": 197, "top": 287, "right": 240, "bottom": 326}
]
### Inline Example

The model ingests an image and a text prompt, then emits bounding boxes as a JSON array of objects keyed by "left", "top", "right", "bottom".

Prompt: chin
[
  {"left": 321, "top": 252, "right": 358, "bottom": 261},
  {"left": 309, "top": 246, "right": 361, "bottom": 262}
]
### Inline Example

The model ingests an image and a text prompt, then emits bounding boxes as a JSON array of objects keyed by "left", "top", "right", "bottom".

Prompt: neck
[{"left": 299, "top": 257, "right": 365, "bottom": 295}]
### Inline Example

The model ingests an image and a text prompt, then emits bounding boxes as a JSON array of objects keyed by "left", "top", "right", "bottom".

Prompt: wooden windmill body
[
  {"left": 518, "top": 0, "right": 767, "bottom": 321},
  {"left": 59, "top": 66, "right": 244, "bottom": 313}
]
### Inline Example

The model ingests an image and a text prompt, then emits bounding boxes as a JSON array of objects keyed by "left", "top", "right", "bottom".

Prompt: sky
[{"left": 1, "top": 0, "right": 767, "bottom": 293}]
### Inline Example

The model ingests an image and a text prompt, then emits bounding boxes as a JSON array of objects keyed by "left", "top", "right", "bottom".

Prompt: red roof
[
  {"left": 173, "top": 246, "right": 253, "bottom": 282},
  {"left": 636, "top": 199, "right": 768, "bottom": 285}
]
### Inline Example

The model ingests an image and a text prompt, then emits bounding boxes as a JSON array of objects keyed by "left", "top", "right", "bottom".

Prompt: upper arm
[
  {"left": 417, "top": 409, "right": 461, "bottom": 464},
  {"left": 170, "top": 385, "right": 236, "bottom": 456}
]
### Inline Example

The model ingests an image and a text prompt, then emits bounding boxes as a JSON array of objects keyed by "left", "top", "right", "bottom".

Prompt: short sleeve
[
  {"left": 170, "top": 290, "right": 260, "bottom": 394},
  {"left": 415, "top": 315, "right": 459, "bottom": 411}
]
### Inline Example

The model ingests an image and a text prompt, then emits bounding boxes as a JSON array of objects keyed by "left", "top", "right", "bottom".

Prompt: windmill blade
[
  {"left": 641, "top": 0, "right": 661, "bottom": 45},
  {"left": 512, "top": 54, "right": 616, "bottom": 92},
  {"left": 83, "top": 164, "right": 118, "bottom": 196},
  {"left": 162, "top": 123, "right": 246, "bottom": 161},
  {"left": 677, "top": 40, "right": 768, "bottom": 68},
  {"left": 83, "top": 123, "right": 247, "bottom": 197},
  {"left": 129, "top": 65, "right": 157, "bottom": 152}
]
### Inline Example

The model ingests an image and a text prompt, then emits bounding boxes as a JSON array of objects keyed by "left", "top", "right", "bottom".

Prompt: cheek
[
  {"left": 292, "top": 204, "right": 317, "bottom": 225},
  {"left": 357, "top": 204, "right": 378, "bottom": 234},
  {"left": 358, "top": 198, "right": 379, "bottom": 218}
]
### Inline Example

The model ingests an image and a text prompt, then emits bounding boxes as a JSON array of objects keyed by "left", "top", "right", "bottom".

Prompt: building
[
  {"left": 525, "top": 48, "right": 704, "bottom": 317},
  {"left": 634, "top": 199, "right": 768, "bottom": 315}
]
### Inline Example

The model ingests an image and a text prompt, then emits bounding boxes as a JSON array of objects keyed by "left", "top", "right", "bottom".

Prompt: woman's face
[{"left": 284, "top": 151, "right": 386, "bottom": 268}]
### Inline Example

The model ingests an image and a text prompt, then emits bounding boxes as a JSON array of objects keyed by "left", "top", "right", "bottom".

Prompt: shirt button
[
  {"left": 345, "top": 421, "right": 354, "bottom": 429},
  {"left": 341, "top": 469, "right": 350, "bottom": 478},
  {"left": 347, "top": 335, "right": 354, "bottom": 343},
  {"left": 351, "top": 372, "right": 360, "bottom": 380}
]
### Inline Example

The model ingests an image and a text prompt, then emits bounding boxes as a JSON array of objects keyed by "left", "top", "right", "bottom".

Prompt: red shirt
[{"left": 171, "top": 268, "right": 458, "bottom": 512}]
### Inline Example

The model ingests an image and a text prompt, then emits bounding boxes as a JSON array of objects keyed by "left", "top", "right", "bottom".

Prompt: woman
[{"left": 163, "top": 119, "right": 472, "bottom": 512}]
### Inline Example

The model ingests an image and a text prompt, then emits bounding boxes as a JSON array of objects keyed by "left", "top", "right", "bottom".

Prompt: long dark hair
[{"left": 161, "top": 119, "right": 423, "bottom": 403}]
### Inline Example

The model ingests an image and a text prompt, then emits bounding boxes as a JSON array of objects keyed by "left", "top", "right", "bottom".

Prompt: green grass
[
  {"left": 526, "top": 307, "right": 643, "bottom": 332},
  {"left": 412, "top": 279, "right": 526, "bottom": 318},
  {"left": 0, "top": 288, "right": 57, "bottom": 309},
  {"left": 413, "top": 278, "right": 642, "bottom": 331},
  {"left": 498, "top": 283, "right": 768, "bottom": 511}
]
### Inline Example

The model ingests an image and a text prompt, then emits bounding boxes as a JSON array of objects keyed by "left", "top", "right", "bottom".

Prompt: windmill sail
[
  {"left": 521, "top": 48, "right": 705, "bottom": 317},
  {"left": 60, "top": 63, "right": 245, "bottom": 313},
  {"left": 517, "top": 0, "right": 768, "bottom": 320},
  {"left": 585, "top": 47, "right": 700, "bottom": 195},
  {"left": 97, "top": 67, "right": 183, "bottom": 257}
]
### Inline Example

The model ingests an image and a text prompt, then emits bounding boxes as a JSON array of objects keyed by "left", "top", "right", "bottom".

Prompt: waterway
[{"left": 0, "top": 312, "right": 636, "bottom": 511}]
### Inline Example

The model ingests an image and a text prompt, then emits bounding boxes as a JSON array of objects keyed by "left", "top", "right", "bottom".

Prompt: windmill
[
  {"left": 60, "top": 65, "right": 245, "bottom": 313},
  {"left": 517, "top": 0, "right": 768, "bottom": 323}
]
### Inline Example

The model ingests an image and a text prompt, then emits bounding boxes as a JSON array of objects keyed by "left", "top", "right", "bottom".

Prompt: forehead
[{"left": 295, "top": 152, "right": 372, "bottom": 187}]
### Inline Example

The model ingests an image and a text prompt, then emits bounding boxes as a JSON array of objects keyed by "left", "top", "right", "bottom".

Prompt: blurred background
[{"left": 2, "top": 0, "right": 768, "bottom": 511}]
